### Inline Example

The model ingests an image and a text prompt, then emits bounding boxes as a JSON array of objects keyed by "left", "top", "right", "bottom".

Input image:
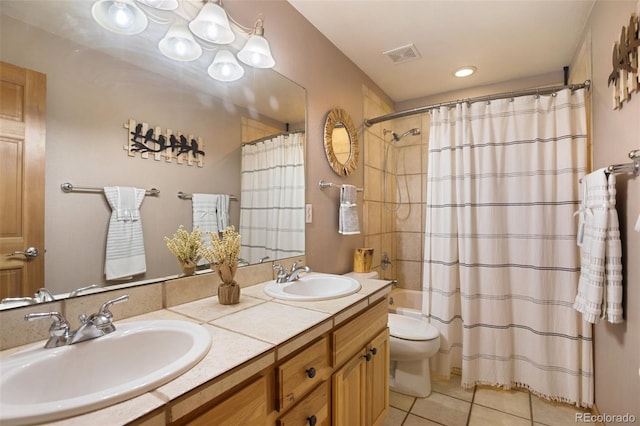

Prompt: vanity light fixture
[
  {"left": 90, "top": 0, "right": 275, "bottom": 82},
  {"left": 454, "top": 66, "right": 477, "bottom": 78},
  {"left": 91, "top": 0, "right": 148, "bottom": 35},
  {"left": 158, "top": 23, "right": 203, "bottom": 62},
  {"left": 237, "top": 18, "right": 275, "bottom": 69},
  {"left": 208, "top": 49, "right": 245, "bottom": 82}
]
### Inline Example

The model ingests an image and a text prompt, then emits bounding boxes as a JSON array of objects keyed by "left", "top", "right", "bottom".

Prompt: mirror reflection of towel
[
  {"left": 192, "top": 194, "right": 230, "bottom": 265},
  {"left": 339, "top": 184, "right": 360, "bottom": 235},
  {"left": 104, "top": 186, "right": 146, "bottom": 280}
]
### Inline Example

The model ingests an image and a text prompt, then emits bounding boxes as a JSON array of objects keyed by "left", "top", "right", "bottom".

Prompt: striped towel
[
  {"left": 104, "top": 186, "right": 146, "bottom": 280},
  {"left": 573, "top": 169, "right": 623, "bottom": 323},
  {"left": 339, "top": 184, "right": 360, "bottom": 235}
]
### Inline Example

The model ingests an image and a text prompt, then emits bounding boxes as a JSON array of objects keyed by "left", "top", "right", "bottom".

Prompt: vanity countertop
[{"left": 2, "top": 277, "right": 392, "bottom": 425}]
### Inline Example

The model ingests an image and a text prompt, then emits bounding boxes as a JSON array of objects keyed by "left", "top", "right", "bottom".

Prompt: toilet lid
[{"left": 388, "top": 313, "right": 439, "bottom": 341}]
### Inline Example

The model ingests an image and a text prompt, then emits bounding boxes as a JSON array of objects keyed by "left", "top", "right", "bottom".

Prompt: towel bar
[
  {"left": 177, "top": 192, "right": 238, "bottom": 201},
  {"left": 61, "top": 182, "right": 160, "bottom": 196},
  {"left": 319, "top": 180, "right": 364, "bottom": 192}
]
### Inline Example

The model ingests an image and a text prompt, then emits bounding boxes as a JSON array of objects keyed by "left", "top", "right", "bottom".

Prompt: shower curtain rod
[
  {"left": 242, "top": 129, "right": 305, "bottom": 146},
  {"left": 363, "top": 80, "right": 591, "bottom": 127}
]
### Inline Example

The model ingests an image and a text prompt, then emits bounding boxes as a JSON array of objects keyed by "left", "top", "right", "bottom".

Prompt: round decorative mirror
[{"left": 323, "top": 108, "right": 359, "bottom": 176}]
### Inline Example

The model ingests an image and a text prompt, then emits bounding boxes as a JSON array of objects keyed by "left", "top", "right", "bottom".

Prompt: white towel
[
  {"left": 104, "top": 186, "right": 146, "bottom": 280},
  {"left": 216, "top": 194, "right": 230, "bottom": 231},
  {"left": 573, "top": 169, "right": 624, "bottom": 323},
  {"left": 339, "top": 184, "right": 360, "bottom": 235},
  {"left": 192, "top": 194, "right": 230, "bottom": 265}
]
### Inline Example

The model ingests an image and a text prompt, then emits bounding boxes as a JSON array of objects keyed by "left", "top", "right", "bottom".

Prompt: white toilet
[
  {"left": 388, "top": 312, "right": 440, "bottom": 397},
  {"left": 344, "top": 271, "right": 441, "bottom": 398}
]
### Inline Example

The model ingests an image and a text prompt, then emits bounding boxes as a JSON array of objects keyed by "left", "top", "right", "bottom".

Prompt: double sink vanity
[{"left": 0, "top": 262, "right": 392, "bottom": 425}]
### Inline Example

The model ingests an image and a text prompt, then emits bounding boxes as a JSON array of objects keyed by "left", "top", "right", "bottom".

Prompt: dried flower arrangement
[
  {"left": 164, "top": 225, "right": 202, "bottom": 276},
  {"left": 201, "top": 226, "right": 241, "bottom": 304}
]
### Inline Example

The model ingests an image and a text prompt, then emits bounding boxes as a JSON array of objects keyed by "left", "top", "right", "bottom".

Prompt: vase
[
  {"left": 180, "top": 261, "right": 196, "bottom": 277},
  {"left": 218, "top": 281, "right": 240, "bottom": 305}
]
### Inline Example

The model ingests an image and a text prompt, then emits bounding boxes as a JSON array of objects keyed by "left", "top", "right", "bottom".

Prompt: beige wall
[{"left": 573, "top": 0, "right": 640, "bottom": 417}]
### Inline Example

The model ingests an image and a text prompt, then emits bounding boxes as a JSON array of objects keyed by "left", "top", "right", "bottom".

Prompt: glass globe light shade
[
  {"left": 208, "top": 49, "right": 245, "bottom": 82},
  {"left": 237, "top": 34, "right": 275, "bottom": 68},
  {"left": 91, "top": 0, "right": 148, "bottom": 35},
  {"left": 188, "top": 2, "right": 235, "bottom": 44},
  {"left": 158, "top": 23, "right": 203, "bottom": 62}
]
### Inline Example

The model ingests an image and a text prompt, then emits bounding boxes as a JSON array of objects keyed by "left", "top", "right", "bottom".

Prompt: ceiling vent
[{"left": 383, "top": 43, "right": 421, "bottom": 64}]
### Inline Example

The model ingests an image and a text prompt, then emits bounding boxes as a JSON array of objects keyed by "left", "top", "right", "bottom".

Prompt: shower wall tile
[
  {"left": 364, "top": 201, "right": 382, "bottom": 235},
  {"left": 395, "top": 203, "right": 423, "bottom": 233},
  {"left": 398, "top": 174, "right": 423, "bottom": 205},
  {"left": 364, "top": 166, "right": 383, "bottom": 202},
  {"left": 398, "top": 145, "right": 423, "bottom": 175},
  {"left": 397, "top": 232, "right": 423, "bottom": 262},
  {"left": 396, "top": 260, "right": 422, "bottom": 290}
]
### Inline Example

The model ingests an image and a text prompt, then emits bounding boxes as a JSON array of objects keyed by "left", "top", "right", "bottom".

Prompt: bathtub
[{"left": 388, "top": 288, "right": 423, "bottom": 319}]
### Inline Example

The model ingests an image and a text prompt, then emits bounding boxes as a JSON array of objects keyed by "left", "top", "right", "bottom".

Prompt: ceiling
[{"left": 288, "top": 0, "right": 596, "bottom": 102}]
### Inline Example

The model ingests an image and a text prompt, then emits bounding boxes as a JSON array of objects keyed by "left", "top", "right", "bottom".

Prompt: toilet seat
[{"left": 388, "top": 313, "right": 438, "bottom": 341}]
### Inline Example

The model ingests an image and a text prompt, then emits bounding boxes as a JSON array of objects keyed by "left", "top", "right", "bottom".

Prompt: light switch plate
[{"left": 305, "top": 204, "right": 313, "bottom": 223}]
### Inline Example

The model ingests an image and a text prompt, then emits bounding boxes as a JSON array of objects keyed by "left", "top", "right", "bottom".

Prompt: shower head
[{"left": 391, "top": 128, "right": 421, "bottom": 142}]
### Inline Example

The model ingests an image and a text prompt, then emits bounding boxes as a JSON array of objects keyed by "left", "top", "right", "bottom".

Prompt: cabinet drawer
[
  {"left": 278, "top": 336, "right": 331, "bottom": 411},
  {"left": 278, "top": 381, "right": 330, "bottom": 426},
  {"left": 332, "top": 299, "right": 388, "bottom": 367}
]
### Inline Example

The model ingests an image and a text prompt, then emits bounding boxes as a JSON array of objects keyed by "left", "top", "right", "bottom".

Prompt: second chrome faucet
[
  {"left": 25, "top": 294, "right": 129, "bottom": 349},
  {"left": 273, "top": 261, "right": 311, "bottom": 283}
]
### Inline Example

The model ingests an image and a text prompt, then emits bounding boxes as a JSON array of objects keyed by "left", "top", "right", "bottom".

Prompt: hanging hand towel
[
  {"left": 573, "top": 170, "right": 624, "bottom": 323},
  {"left": 216, "top": 194, "right": 230, "bottom": 231},
  {"left": 339, "top": 184, "right": 360, "bottom": 235},
  {"left": 192, "top": 193, "right": 221, "bottom": 266},
  {"left": 104, "top": 186, "right": 146, "bottom": 280}
]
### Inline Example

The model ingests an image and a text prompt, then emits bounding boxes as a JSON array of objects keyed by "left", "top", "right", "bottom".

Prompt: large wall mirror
[
  {"left": 0, "top": 1, "right": 306, "bottom": 306},
  {"left": 323, "top": 108, "right": 358, "bottom": 176}
]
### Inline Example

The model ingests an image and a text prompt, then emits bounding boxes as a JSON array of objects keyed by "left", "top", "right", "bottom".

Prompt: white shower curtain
[
  {"left": 239, "top": 133, "right": 305, "bottom": 263},
  {"left": 422, "top": 89, "right": 593, "bottom": 406}
]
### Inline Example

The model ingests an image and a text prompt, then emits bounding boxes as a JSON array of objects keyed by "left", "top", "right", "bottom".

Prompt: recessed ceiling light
[{"left": 454, "top": 66, "right": 477, "bottom": 78}]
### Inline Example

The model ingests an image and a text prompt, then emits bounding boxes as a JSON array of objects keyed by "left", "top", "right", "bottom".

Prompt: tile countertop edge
[{"left": 1, "top": 278, "right": 393, "bottom": 425}]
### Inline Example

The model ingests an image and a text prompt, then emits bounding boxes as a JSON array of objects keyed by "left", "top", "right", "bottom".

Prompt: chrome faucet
[
  {"left": 273, "top": 261, "right": 311, "bottom": 283},
  {"left": 25, "top": 294, "right": 129, "bottom": 348},
  {"left": 2, "top": 288, "right": 55, "bottom": 305},
  {"left": 69, "top": 284, "right": 103, "bottom": 297}
]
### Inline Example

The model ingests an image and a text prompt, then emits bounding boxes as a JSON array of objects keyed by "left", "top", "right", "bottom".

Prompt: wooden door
[
  {"left": 366, "top": 328, "right": 390, "bottom": 426},
  {"left": 0, "top": 62, "right": 46, "bottom": 299},
  {"left": 332, "top": 348, "right": 366, "bottom": 426}
]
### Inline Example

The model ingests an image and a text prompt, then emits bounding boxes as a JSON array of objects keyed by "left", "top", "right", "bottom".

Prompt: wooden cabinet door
[
  {"left": 0, "top": 62, "right": 46, "bottom": 299},
  {"left": 187, "top": 376, "right": 268, "bottom": 426},
  {"left": 332, "top": 348, "right": 366, "bottom": 426},
  {"left": 366, "top": 328, "right": 390, "bottom": 426}
]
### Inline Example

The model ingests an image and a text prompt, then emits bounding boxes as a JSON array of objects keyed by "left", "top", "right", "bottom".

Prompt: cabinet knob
[
  {"left": 370, "top": 347, "right": 378, "bottom": 356},
  {"left": 363, "top": 352, "right": 372, "bottom": 362},
  {"left": 306, "top": 367, "right": 316, "bottom": 378},
  {"left": 307, "top": 414, "right": 317, "bottom": 426}
]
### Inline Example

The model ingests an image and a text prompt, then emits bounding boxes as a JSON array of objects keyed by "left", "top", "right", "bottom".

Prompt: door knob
[{"left": 8, "top": 247, "right": 39, "bottom": 259}]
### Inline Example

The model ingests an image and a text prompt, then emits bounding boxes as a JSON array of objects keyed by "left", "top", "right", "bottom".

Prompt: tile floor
[{"left": 383, "top": 375, "right": 602, "bottom": 426}]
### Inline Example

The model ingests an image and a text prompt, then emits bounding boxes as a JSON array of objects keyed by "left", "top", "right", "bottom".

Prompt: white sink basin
[
  {"left": 0, "top": 320, "right": 211, "bottom": 425},
  {"left": 264, "top": 273, "right": 362, "bottom": 301}
]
